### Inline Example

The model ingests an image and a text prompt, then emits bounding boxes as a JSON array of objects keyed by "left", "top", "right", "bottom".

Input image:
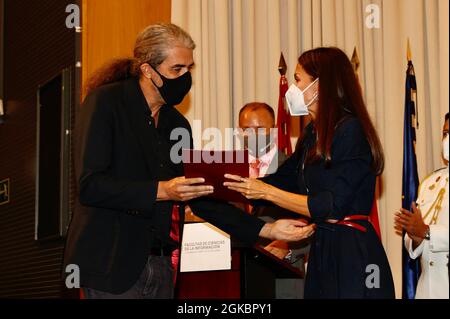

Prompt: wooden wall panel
[
  {"left": 0, "top": 0, "right": 77, "bottom": 298},
  {"left": 82, "top": 0, "right": 171, "bottom": 91},
  {"left": 0, "top": 0, "right": 171, "bottom": 298},
  {"left": 0, "top": 0, "right": 4, "bottom": 101}
]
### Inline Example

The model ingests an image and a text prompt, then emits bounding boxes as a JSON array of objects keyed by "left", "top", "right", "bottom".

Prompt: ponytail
[{"left": 84, "top": 58, "right": 137, "bottom": 95}]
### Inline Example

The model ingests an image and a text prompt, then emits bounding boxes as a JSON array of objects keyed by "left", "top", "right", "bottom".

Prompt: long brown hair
[
  {"left": 84, "top": 23, "right": 196, "bottom": 95},
  {"left": 298, "top": 47, "right": 384, "bottom": 175}
]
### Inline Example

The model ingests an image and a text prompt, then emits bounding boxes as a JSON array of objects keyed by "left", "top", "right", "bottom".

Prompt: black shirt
[{"left": 64, "top": 76, "right": 265, "bottom": 293}]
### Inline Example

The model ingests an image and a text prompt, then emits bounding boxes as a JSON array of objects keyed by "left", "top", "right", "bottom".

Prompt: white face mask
[
  {"left": 285, "top": 78, "right": 319, "bottom": 116},
  {"left": 443, "top": 134, "right": 449, "bottom": 162}
]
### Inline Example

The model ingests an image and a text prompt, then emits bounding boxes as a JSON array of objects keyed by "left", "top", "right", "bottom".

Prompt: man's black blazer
[{"left": 63, "top": 77, "right": 265, "bottom": 294}]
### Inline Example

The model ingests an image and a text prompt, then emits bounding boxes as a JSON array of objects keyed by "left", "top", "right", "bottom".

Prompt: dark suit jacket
[{"left": 63, "top": 77, "right": 264, "bottom": 294}]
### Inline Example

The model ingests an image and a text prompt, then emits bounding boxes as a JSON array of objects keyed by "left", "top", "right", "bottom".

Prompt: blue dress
[{"left": 261, "top": 117, "right": 395, "bottom": 299}]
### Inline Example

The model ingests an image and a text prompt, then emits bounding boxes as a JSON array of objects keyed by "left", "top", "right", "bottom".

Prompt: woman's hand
[
  {"left": 259, "top": 219, "right": 316, "bottom": 242},
  {"left": 223, "top": 174, "right": 273, "bottom": 200},
  {"left": 158, "top": 177, "right": 214, "bottom": 202},
  {"left": 224, "top": 173, "right": 311, "bottom": 218}
]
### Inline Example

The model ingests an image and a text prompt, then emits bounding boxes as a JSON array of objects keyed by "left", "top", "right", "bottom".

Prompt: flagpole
[
  {"left": 402, "top": 39, "right": 421, "bottom": 299},
  {"left": 351, "top": 46, "right": 382, "bottom": 240},
  {"left": 406, "top": 39, "right": 419, "bottom": 129},
  {"left": 351, "top": 47, "right": 360, "bottom": 76},
  {"left": 276, "top": 53, "right": 292, "bottom": 155},
  {"left": 407, "top": 38, "right": 412, "bottom": 62}
]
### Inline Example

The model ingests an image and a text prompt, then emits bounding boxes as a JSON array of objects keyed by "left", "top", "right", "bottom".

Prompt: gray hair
[
  {"left": 85, "top": 23, "right": 195, "bottom": 94},
  {"left": 132, "top": 23, "right": 196, "bottom": 74}
]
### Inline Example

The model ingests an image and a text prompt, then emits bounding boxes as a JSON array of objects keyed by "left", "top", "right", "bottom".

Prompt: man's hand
[
  {"left": 157, "top": 177, "right": 214, "bottom": 202},
  {"left": 394, "top": 202, "right": 428, "bottom": 240},
  {"left": 259, "top": 219, "right": 315, "bottom": 242}
]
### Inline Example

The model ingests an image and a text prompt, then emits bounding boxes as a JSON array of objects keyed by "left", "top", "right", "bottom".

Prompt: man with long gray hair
[{"left": 63, "top": 23, "right": 314, "bottom": 299}]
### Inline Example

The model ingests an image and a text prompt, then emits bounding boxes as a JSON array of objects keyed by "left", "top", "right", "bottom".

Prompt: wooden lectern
[{"left": 176, "top": 242, "right": 304, "bottom": 299}]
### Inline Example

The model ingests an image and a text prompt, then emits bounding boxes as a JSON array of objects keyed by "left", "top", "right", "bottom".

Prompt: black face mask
[{"left": 151, "top": 67, "right": 192, "bottom": 106}]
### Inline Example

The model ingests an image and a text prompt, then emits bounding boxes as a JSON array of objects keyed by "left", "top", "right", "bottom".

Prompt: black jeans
[{"left": 83, "top": 255, "right": 174, "bottom": 299}]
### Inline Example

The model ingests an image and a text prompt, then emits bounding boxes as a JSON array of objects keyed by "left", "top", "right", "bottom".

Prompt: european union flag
[{"left": 402, "top": 60, "right": 421, "bottom": 299}]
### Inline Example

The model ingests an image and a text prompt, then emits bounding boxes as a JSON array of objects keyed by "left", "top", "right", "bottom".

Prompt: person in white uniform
[{"left": 395, "top": 112, "right": 449, "bottom": 299}]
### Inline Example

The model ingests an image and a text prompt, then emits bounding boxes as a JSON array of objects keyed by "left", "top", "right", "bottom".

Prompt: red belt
[{"left": 327, "top": 215, "right": 372, "bottom": 233}]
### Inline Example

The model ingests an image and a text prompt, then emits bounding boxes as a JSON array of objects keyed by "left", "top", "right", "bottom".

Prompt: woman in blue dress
[{"left": 225, "top": 47, "right": 395, "bottom": 299}]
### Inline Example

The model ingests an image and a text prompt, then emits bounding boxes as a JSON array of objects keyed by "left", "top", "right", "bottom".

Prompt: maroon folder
[{"left": 182, "top": 149, "right": 249, "bottom": 204}]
